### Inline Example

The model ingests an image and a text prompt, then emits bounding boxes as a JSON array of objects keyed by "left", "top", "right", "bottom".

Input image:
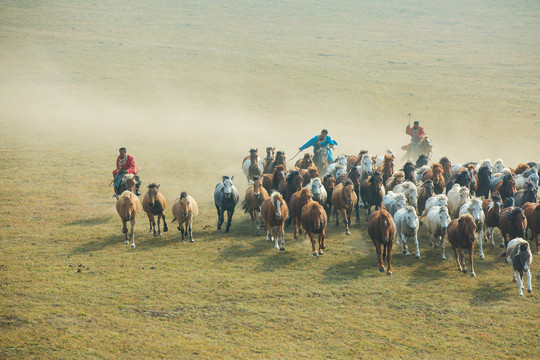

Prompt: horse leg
[
  {"left": 225, "top": 208, "right": 234, "bottom": 233},
  {"left": 122, "top": 220, "right": 128, "bottom": 244},
  {"left": 189, "top": 220, "right": 194, "bottom": 242},
  {"left": 273, "top": 227, "right": 280, "bottom": 249},
  {"left": 375, "top": 243, "right": 384, "bottom": 272},
  {"left": 319, "top": 232, "right": 326, "bottom": 255},
  {"left": 441, "top": 234, "right": 447, "bottom": 260},
  {"left": 335, "top": 208, "right": 339, "bottom": 226},
  {"left": 429, "top": 233, "right": 433, "bottom": 247},
  {"left": 452, "top": 246, "right": 462, "bottom": 272},
  {"left": 469, "top": 246, "right": 475, "bottom": 277},
  {"left": 279, "top": 224, "right": 285, "bottom": 251},
  {"left": 216, "top": 205, "right": 223, "bottom": 230},
  {"left": 156, "top": 214, "right": 162, "bottom": 236},
  {"left": 386, "top": 243, "right": 393, "bottom": 275},
  {"left": 266, "top": 225, "right": 272, "bottom": 242},
  {"left": 147, "top": 213, "right": 153, "bottom": 233},
  {"left": 526, "top": 268, "right": 532, "bottom": 293},
  {"left": 179, "top": 222, "right": 185, "bottom": 242},
  {"left": 477, "top": 226, "right": 484, "bottom": 259},
  {"left": 460, "top": 248, "right": 468, "bottom": 273},
  {"left": 130, "top": 218, "right": 136, "bottom": 248},
  {"left": 293, "top": 216, "right": 299, "bottom": 239},
  {"left": 401, "top": 233, "right": 410, "bottom": 255},
  {"left": 308, "top": 232, "right": 317, "bottom": 256},
  {"left": 413, "top": 233, "right": 421, "bottom": 259},
  {"left": 342, "top": 209, "right": 350, "bottom": 235},
  {"left": 516, "top": 270, "right": 524, "bottom": 296},
  {"left": 162, "top": 214, "right": 168, "bottom": 233}
]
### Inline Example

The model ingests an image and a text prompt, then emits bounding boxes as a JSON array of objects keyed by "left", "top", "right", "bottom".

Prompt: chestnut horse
[
  {"left": 448, "top": 214, "right": 477, "bottom": 277},
  {"left": 422, "top": 163, "right": 445, "bottom": 195},
  {"left": 523, "top": 202, "right": 540, "bottom": 254},
  {"left": 367, "top": 206, "right": 396, "bottom": 275},
  {"left": 142, "top": 183, "right": 168, "bottom": 236},
  {"left": 242, "top": 148, "right": 264, "bottom": 183},
  {"left": 347, "top": 150, "right": 369, "bottom": 172},
  {"left": 482, "top": 194, "right": 503, "bottom": 248},
  {"left": 301, "top": 201, "right": 327, "bottom": 256},
  {"left": 377, "top": 154, "right": 395, "bottom": 186},
  {"left": 493, "top": 173, "right": 516, "bottom": 203},
  {"left": 322, "top": 174, "right": 336, "bottom": 217},
  {"left": 241, "top": 176, "right": 269, "bottom": 236},
  {"left": 289, "top": 188, "right": 314, "bottom": 239},
  {"left": 116, "top": 190, "right": 142, "bottom": 248},
  {"left": 439, "top": 156, "right": 452, "bottom": 185},
  {"left": 331, "top": 179, "right": 358, "bottom": 235},
  {"left": 261, "top": 192, "right": 289, "bottom": 251},
  {"left": 300, "top": 165, "right": 319, "bottom": 186},
  {"left": 499, "top": 207, "right": 527, "bottom": 252},
  {"left": 295, "top": 153, "right": 313, "bottom": 169}
]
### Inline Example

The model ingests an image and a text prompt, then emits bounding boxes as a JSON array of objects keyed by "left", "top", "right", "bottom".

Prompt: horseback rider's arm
[
  {"left": 405, "top": 125, "right": 413, "bottom": 136},
  {"left": 299, "top": 135, "right": 318, "bottom": 151},
  {"left": 326, "top": 136, "right": 337, "bottom": 147}
]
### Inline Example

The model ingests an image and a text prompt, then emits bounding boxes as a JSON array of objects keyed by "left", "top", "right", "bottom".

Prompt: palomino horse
[
  {"left": 360, "top": 171, "right": 385, "bottom": 218},
  {"left": 116, "top": 190, "right": 142, "bottom": 248},
  {"left": 295, "top": 153, "right": 313, "bottom": 169},
  {"left": 262, "top": 164, "right": 287, "bottom": 195},
  {"left": 403, "top": 136, "right": 433, "bottom": 162},
  {"left": 448, "top": 214, "right": 477, "bottom": 277},
  {"left": 240, "top": 176, "right": 269, "bottom": 236},
  {"left": 214, "top": 176, "right": 239, "bottom": 233},
  {"left": 142, "top": 183, "right": 168, "bottom": 236},
  {"left": 263, "top": 147, "right": 275, "bottom": 174},
  {"left": 331, "top": 179, "right": 358, "bottom": 235},
  {"left": 301, "top": 201, "right": 327, "bottom": 256},
  {"left": 261, "top": 192, "right": 289, "bottom": 251},
  {"left": 242, "top": 148, "right": 264, "bottom": 183},
  {"left": 289, "top": 188, "right": 314, "bottom": 239},
  {"left": 171, "top": 192, "right": 199, "bottom": 242},
  {"left": 367, "top": 206, "right": 396, "bottom": 275}
]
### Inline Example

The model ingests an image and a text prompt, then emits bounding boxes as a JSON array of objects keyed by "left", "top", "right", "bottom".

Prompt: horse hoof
[
  {"left": 462, "top": 269, "right": 468, "bottom": 274},
  {"left": 387, "top": 271, "right": 392, "bottom": 276},
  {"left": 190, "top": 239, "right": 194, "bottom": 243},
  {"left": 471, "top": 273, "right": 476, "bottom": 277},
  {"left": 131, "top": 244, "right": 135, "bottom": 248},
  {"left": 346, "top": 230, "right": 351, "bottom": 236},
  {"left": 528, "top": 289, "right": 532, "bottom": 293},
  {"left": 480, "top": 254, "right": 485, "bottom": 260},
  {"left": 415, "top": 254, "right": 421, "bottom": 260},
  {"left": 124, "top": 241, "right": 129, "bottom": 244},
  {"left": 225, "top": 229, "right": 230, "bottom": 234},
  {"left": 177, "top": 226, "right": 181, "bottom": 231},
  {"left": 379, "top": 267, "right": 385, "bottom": 273},
  {"left": 500, "top": 244, "right": 504, "bottom": 248},
  {"left": 312, "top": 252, "right": 318, "bottom": 257},
  {"left": 318, "top": 251, "right": 324, "bottom": 256},
  {"left": 442, "top": 256, "right": 446, "bottom": 260},
  {"left": 153, "top": 233, "right": 158, "bottom": 237},
  {"left": 280, "top": 247, "right": 285, "bottom": 251},
  {"left": 163, "top": 227, "right": 168, "bottom": 232}
]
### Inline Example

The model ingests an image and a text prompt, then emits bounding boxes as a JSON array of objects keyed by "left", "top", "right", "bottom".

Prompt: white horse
[
  {"left": 414, "top": 165, "right": 430, "bottom": 183},
  {"left": 393, "top": 181, "right": 418, "bottom": 210},
  {"left": 506, "top": 238, "right": 533, "bottom": 296},
  {"left": 359, "top": 154, "right": 374, "bottom": 185},
  {"left": 306, "top": 177, "right": 327, "bottom": 206},
  {"left": 447, "top": 184, "right": 470, "bottom": 219},
  {"left": 516, "top": 168, "right": 539, "bottom": 190},
  {"left": 459, "top": 197, "right": 485, "bottom": 259},
  {"left": 422, "top": 194, "right": 448, "bottom": 217},
  {"left": 325, "top": 154, "right": 348, "bottom": 176},
  {"left": 425, "top": 206, "right": 451, "bottom": 259},
  {"left": 242, "top": 153, "right": 264, "bottom": 184},
  {"left": 493, "top": 158, "right": 505, "bottom": 174},
  {"left": 325, "top": 163, "right": 346, "bottom": 178},
  {"left": 382, "top": 191, "right": 407, "bottom": 217},
  {"left": 394, "top": 206, "right": 420, "bottom": 258}
]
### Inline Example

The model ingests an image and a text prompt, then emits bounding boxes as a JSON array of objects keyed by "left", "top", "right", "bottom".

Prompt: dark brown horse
[
  {"left": 295, "top": 153, "right": 313, "bottom": 169},
  {"left": 300, "top": 165, "right": 319, "bottom": 186},
  {"left": 322, "top": 173, "right": 336, "bottom": 217},
  {"left": 269, "top": 150, "right": 287, "bottom": 174},
  {"left": 261, "top": 192, "right": 289, "bottom": 251},
  {"left": 289, "top": 188, "right": 313, "bottom": 239},
  {"left": 448, "top": 214, "right": 477, "bottom": 277},
  {"left": 346, "top": 150, "right": 369, "bottom": 172},
  {"left": 402, "top": 161, "right": 417, "bottom": 185},
  {"left": 453, "top": 164, "right": 478, "bottom": 195},
  {"left": 499, "top": 207, "right": 527, "bottom": 251},
  {"left": 262, "top": 164, "right": 287, "bottom": 195},
  {"left": 360, "top": 171, "right": 385, "bottom": 218},
  {"left": 422, "top": 163, "right": 445, "bottom": 195},
  {"left": 301, "top": 201, "right": 327, "bottom": 256},
  {"left": 493, "top": 173, "right": 516, "bottom": 203},
  {"left": 331, "top": 179, "right": 358, "bottom": 235},
  {"left": 278, "top": 169, "right": 304, "bottom": 205},
  {"left": 348, "top": 166, "right": 362, "bottom": 222},
  {"left": 417, "top": 180, "right": 434, "bottom": 215},
  {"left": 367, "top": 206, "right": 396, "bottom": 275},
  {"left": 439, "top": 156, "right": 452, "bottom": 185},
  {"left": 482, "top": 194, "right": 503, "bottom": 248},
  {"left": 142, "top": 183, "right": 168, "bottom": 236}
]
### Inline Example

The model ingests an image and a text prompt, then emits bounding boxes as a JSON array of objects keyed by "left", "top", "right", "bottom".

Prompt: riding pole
[
  {"left": 288, "top": 150, "right": 302, "bottom": 163},
  {"left": 408, "top": 113, "right": 412, "bottom": 126}
]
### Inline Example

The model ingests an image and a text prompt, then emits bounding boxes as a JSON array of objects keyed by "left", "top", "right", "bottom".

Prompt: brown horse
[
  {"left": 272, "top": 151, "right": 287, "bottom": 171},
  {"left": 439, "top": 156, "right": 452, "bottom": 185},
  {"left": 142, "top": 183, "right": 168, "bottom": 236},
  {"left": 499, "top": 207, "right": 527, "bottom": 251},
  {"left": 523, "top": 202, "right": 540, "bottom": 254},
  {"left": 367, "top": 206, "right": 396, "bottom": 275},
  {"left": 241, "top": 176, "right": 270, "bottom": 236},
  {"left": 289, "top": 188, "right": 313, "bottom": 239},
  {"left": 448, "top": 214, "right": 477, "bottom": 277},
  {"left": 262, "top": 164, "right": 287, "bottom": 195},
  {"left": 422, "top": 163, "right": 446, "bottom": 195},
  {"left": 322, "top": 173, "right": 336, "bottom": 217},
  {"left": 385, "top": 170, "right": 405, "bottom": 192},
  {"left": 263, "top": 147, "right": 275, "bottom": 174},
  {"left": 348, "top": 166, "right": 362, "bottom": 222},
  {"left": 171, "top": 192, "right": 199, "bottom": 242},
  {"left": 300, "top": 165, "right": 319, "bottom": 186},
  {"left": 261, "top": 192, "right": 289, "bottom": 251},
  {"left": 493, "top": 173, "right": 516, "bottom": 203},
  {"left": 295, "top": 153, "right": 313, "bottom": 169},
  {"left": 347, "top": 150, "right": 369, "bottom": 172},
  {"left": 360, "top": 171, "right": 385, "bottom": 218},
  {"left": 116, "top": 190, "right": 142, "bottom": 248},
  {"left": 417, "top": 180, "right": 434, "bottom": 215},
  {"left": 512, "top": 163, "right": 530, "bottom": 175},
  {"left": 331, "top": 179, "right": 358, "bottom": 235},
  {"left": 277, "top": 169, "right": 304, "bottom": 205},
  {"left": 242, "top": 148, "right": 263, "bottom": 182},
  {"left": 377, "top": 154, "right": 395, "bottom": 186},
  {"left": 301, "top": 201, "right": 327, "bottom": 256}
]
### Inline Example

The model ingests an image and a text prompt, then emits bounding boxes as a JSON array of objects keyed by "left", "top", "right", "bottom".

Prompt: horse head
[
  {"left": 458, "top": 214, "right": 477, "bottom": 244},
  {"left": 271, "top": 192, "right": 284, "bottom": 220},
  {"left": 369, "top": 171, "right": 383, "bottom": 187},
  {"left": 300, "top": 188, "right": 313, "bottom": 205},
  {"left": 438, "top": 206, "right": 451, "bottom": 231},
  {"left": 252, "top": 176, "right": 263, "bottom": 199},
  {"left": 147, "top": 183, "right": 160, "bottom": 206},
  {"left": 403, "top": 161, "right": 415, "bottom": 181},
  {"left": 222, "top": 176, "right": 235, "bottom": 198},
  {"left": 348, "top": 166, "right": 361, "bottom": 186},
  {"left": 342, "top": 180, "right": 355, "bottom": 205},
  {"left": 361, "top": 154, "right": 373, "bottom": 176},
  {"left": 378, "top": 207, "right": 394, "bottom": 243},
  {"left": 265, "top": 147, "right": 275, "bottom": 160},
  {"left": 180, "top": 192, "right": 191, "bottom": 217}
]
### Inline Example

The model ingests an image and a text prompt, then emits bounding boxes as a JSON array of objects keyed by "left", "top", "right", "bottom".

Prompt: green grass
[{"left": 1, "top": 132, "right": 538, "bottom": 360}]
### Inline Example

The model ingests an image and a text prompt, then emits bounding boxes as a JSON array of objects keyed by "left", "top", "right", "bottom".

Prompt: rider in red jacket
[
  {"left": 113, "top": 147, "right": 141, "bottom": 195},
  {"left": 402, "top": 121, "right": 426, "bottom": 151}
]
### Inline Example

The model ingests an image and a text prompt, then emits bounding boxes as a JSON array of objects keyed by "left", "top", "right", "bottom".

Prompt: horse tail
[
  {"left": 240, "top": 200, "right": 248, "bottom": 213},
  {"left": 171, "top": 217, "right": 177, "bottom": 223}
]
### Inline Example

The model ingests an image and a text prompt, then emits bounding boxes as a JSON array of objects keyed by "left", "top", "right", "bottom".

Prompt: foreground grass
[{"left": 1, "top": 134, "right": 539, "bottom": 360}]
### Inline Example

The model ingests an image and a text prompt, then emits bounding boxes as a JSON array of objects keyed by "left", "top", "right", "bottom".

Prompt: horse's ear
[
  {"left": 157, "top": 184, "right": 160, "bottom": 189},
  {"left": 231, "top": 175, "right": 234, "bottom": 181}
]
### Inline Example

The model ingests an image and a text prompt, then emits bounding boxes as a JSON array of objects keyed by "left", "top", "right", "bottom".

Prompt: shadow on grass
[
  {"left": 66, "top": 215, "right": 112, "bottom": 227},
  {"left": 255, "top": 250, "right": 300, "bottom": 272},
  {"left": 70, "top": 234, "right": 122, "bottom": 255},
  {"left": 217, "top": 241, "right": 268, "bottom": 262},
  {"left": 470, "top": 280, "right": 509, "bottom": 306},
  {"left": 323, "top": 257, "right": 379, "bottom": 282},
  {"left": 70, "top": 231, "right": 177, "bottom": 255}
]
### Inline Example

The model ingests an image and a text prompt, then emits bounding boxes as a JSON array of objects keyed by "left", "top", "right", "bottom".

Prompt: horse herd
[{"left": 115, "top": 147, "right": 539, "bottom": 296}]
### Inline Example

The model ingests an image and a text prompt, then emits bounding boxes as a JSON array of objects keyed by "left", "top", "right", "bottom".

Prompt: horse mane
[
  {"left": 479, "top": 159, "right": 492, "bottom": 168},
  {"left": 342, "top": 179, "right": 354, "bottom": 187},
  {"left": 507, "top": 207, "right": 524, "bottom": 222},
  {"left": 222, "top": 175, "right": 231, "bottom": 181},
  {"left": 286, "top": 169, "right": 300, "bottom": 183},
  {"left": 270, "top": 191, "right": 282, "bottom": 202},
  {"left": 323, "top": 173, "right": 335, "bottom": 181},
  {"left": 439, "top": 156, "right": 450, "bottom": 165},
  {"left": 249, "top": 148, "right": 257, "bottom": 153},
  {"left": 252, "top": 175, "right": 261, "bottom": 181},
  {"left": 491, "top": 194, "right": 501, "bottom": 202},
  {"left": 180, "top": 191, "right": 188, "bottom": 199},
  {"left": 147, "top": 183, "right": 159, "bottom": 189}
]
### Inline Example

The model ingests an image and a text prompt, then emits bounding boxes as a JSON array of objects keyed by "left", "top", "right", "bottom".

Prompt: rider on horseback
[
  {"left": 402, "top": 121, "right": 426, "bottom": 151},
  {"left": 113, "top": 147, "right": 141, "bottom": 196},
  {"left": 299, "top": 129, "right": 338, "bottom": 163}
]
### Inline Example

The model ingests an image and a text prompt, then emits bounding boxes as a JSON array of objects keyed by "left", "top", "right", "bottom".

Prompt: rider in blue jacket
[{"left": 299, "top": 129, "right": 338, "bottom": 162}]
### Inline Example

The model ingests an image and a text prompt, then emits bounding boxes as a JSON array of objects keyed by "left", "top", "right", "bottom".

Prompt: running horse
[
  {"left": 295, "top": 153, "right": 313, "bottom": 169},
  {"left": 262, "top": 164, "right": 287, "bottom": 195},
  {"left": 242, "top": 148, "right": 264, "bottom": 183},
  {"left": 367, "top": 206, "right": 396, "bottom": 275},
  {"left": 403, "top": 136, "right": 433, "bottom": 162},
  {"left": 261, "top": 192, "right": 289, "bottom": 251},
  {"left": 263, "top": 147, "right": 275, "bottom": 174}
]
